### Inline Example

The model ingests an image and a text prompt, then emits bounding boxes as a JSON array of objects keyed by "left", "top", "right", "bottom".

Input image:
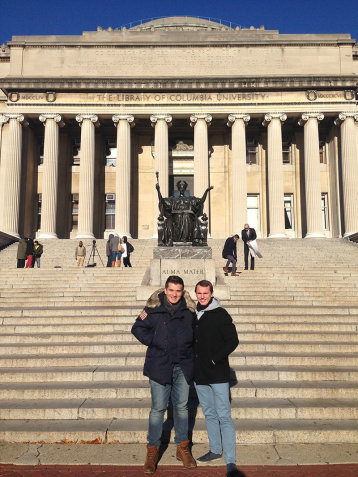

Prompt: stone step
[
  {"left": 2, "top": 321, "right": 357, "bottom": 334},
  {"left": 2, "top": 341, "right": 358, "bottom": 355},
  {"left": 0, "top": 418, "right": 357, "bottom": 444},
  {"left": 1, "top": 365, "right": 357, "bottom": 383},
  {"left": 1, "top": 352, "right": 358, "bottom": 368},
  {"left": 0, "top": 397, "right": 357, "bottom": 420},
  {"left": 1, "top": 380, "right": 358, "bottom": 400},
  {"left": 1, "top": 330, "right": 358, "bottom": 344}
]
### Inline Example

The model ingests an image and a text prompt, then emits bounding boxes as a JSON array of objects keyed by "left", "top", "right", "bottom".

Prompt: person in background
[
  {"left": 33, "top": 240, "right": 43, "bottom": 268},
  {"left": 222, "top": 235, "right": 239, "bottom": 277},
  {"left": 241, "top": 224, "right": 257, "bottom": 271},
  {"left": 110, "top": 233, "right": 122, "bottom": 267},
  {"left": 122, "top": 236, "right": 134, "bottom": 268},
  {"left": 75, "top": 241, "right": 86, "bottom": 267},
  {"left": 106, "top": 233, "right": 114, "bottom": 267},
  {"left": 16, "top": 238, "right": 27, "bottom": 268},
  {"left": 25, "top": 238, "right": 34, "bottom": 268}
]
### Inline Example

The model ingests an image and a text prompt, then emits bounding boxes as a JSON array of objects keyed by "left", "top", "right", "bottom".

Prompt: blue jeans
[
  {"left": 148, "top": 365, "right": 189, "bottom": 447},
  {"left": 195, "top": 382, "right": 236, "bottom": 464},
  {"left": 111, "top": 251, "right": 122, "bottom": 261}
]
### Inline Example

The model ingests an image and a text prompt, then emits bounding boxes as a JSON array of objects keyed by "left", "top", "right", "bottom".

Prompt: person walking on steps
[
  {"left": 75, "top": 241, "right": 86, "bottom": 267},
  {"left": 106, "top": 234, "right": 114, "bottom": 267},
  {"left": 222, "top": 234, "right": 239, "bottom": 276},
  {"left": 193, "top": 280, "right": 240, "bottom": 477},
  {"left": 122, "top": 236, "right": 134, "bottom": 267},
  {"left": 131, "top": 275, "right": 197, "bottom": 474},
  {"left": 241, "top": 224, "right": 257, "bottom": 270},
  {"left": 33, "top": 240, "right": 43, "bottom": 268}
]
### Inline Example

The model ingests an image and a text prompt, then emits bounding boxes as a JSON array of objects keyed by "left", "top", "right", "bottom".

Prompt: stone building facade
[{"left": 0, "top": 16, "right": 358, "bottom": 239}]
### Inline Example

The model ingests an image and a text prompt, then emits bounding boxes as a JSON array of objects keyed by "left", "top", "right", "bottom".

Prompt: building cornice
[{"left": 1, "top": 76, "right": 358, "bottom": 92}]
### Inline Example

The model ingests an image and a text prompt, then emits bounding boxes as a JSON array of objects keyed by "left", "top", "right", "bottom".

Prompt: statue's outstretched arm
[{"left": 199, "top": 185, "right": 214, "bottom": 204}]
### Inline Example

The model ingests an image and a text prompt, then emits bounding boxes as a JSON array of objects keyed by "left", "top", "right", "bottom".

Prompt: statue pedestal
[{"left": 136, "top": 246, "right": 230, "bottom": 300}]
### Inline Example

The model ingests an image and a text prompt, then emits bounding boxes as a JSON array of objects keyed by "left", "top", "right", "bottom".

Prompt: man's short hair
[
  {"left": 195, "top": 280, "right": 213, "bottom": 293},
  {"left": 233, "top": 234, "right": 239, "bottom": 239},
  {"left": 165, "top": 275, "right": 184, "bottom": 289}
]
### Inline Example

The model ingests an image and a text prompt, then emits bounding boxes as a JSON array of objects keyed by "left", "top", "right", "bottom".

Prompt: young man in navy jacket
[{"left": 132, "top": 275, "right": 196, "bottom": 474}]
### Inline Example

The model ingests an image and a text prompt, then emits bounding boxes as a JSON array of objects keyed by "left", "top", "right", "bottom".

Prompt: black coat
[
  {"left": 222, "top": 236, "right": 237, "bottom": 259},
  {"left": 241, "top": 228, "right": 257, "bottom": 243},
  {"left": 193, "top": 303, "right": 239, "bottom": 385},
  {"left": 131, "top": 289, "right": 195, "bottom": 386}
]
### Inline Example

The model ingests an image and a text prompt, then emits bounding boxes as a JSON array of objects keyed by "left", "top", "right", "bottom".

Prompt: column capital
[
  {"left": 190, "top": 114, "right": 212, "bottom": 127},
  {"left": 76, "top": 114, "right": 100, "bottom": 127},
  {"left": 334, "top": 112, "right": 358, "bottom": 126},
  {"left": 298, "top": 112, "right": 324, "bottom": 126},
  {"left": 2, "top": 113, "right": 29, "bottom": 127},
  {"left": 227, "top": 114, "right": 250, "bottom": 127},
  {"left": 150, "top": 114, "right": 172, "bottom": 127},
  {"left": 39, "top": 114, "right": 65, "bottom": 127},
  {"left": 112, "top": 114, "right": 135, "bottom": 127},
  {"left": 0, "top": 114, "right": 9, "bottom": 126},
  {"left": 262, "top": 113, "right": 287, "bottom": 127}
]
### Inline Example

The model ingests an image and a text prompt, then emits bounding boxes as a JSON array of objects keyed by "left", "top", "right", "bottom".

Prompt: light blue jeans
[
  {"left": 195, "top": 382, "right": 236, "bottom": 464},
  {"left": 148, "top": 365, "right": 189, "bottom": 447}
]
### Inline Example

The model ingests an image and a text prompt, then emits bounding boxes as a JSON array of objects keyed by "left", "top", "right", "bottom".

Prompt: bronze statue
[{"left": 156, "top": 175, "right": 213, "bottom": 247}]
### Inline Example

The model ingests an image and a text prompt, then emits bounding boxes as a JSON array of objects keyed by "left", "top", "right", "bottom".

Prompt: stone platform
[{"left": 137, "top": 245, "right": 230, "bottom": 299}]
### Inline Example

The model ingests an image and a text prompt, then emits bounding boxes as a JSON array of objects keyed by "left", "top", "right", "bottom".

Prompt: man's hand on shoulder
[{"left": 139, "top": 309, "right": 148, "bottom": 320}]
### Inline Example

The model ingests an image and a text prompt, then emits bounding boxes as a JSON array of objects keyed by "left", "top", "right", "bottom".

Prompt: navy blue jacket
[
  {"left": 131, "top": 289, "right": 195, "bottom": 386},
  {"left": 222, "top": 236, "right": 237, "bottom": 260}
]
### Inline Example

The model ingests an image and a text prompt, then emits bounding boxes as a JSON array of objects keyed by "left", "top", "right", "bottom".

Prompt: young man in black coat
[
  {"left": 222, "top": 234, "right": 239, "bottom": 276},
  {"left": 193, "top": 280, "right": 240, "bottom": 477},
  {"left": 132, "top": 275, "right": 197, "bottom": 474},
  {"left": 241, "top": 223, "right": 257, "bottom": 270}
]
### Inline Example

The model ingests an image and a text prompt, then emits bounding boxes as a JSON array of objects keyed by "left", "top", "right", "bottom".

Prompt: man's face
[
  {"left": 79, "top": 241, "right": 83, "bottom": 247},
  {"left": 234, "top": 236, "right": 239, "bottom": 242},
  {"left": 196, "top": 285, "right": 214, "bottom": 307},
  {"left": 164, "top": 283, "right": 184, "bottom": 305},
  {"left": 244, "top": 224, "right": 249, "bottom": 231}
]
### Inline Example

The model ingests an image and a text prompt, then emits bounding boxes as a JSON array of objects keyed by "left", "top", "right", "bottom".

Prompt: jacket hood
[
  {"left": 195, "top": 296, "right": 222, "bottom": 319},
  {"left": 146, "top": 288, "right": 196, "bottom": 312},
  {"left": 108, "top": 234, "right": 114, "bottom": 240}
]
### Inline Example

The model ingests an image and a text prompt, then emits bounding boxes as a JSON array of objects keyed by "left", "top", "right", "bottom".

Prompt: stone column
[
  {"left": 263, "top": 113, "right": 287, "bottom": 238},
  {"left": 112, "top": 114, "right": 135, "bottom": 237},
  {"left": 335, "top": 112, "right": 358, "bottom": 237},
  {"left": 0, "top": 114, "right": 27, "bottom": 237},
  {"left": 150, "top": 114, "right": 172, "bottom": 234},
  {"left": 38, "top": 114, "right": 64, "bottom": 239},
  {"left": 228, "top": 114, "right": 250, "bottom": 233},
  {"left": 0, "top": 115, "right": 9, "bottom": 226},
  {"left": 190, "top": 114, "right": 212, "bottom": 216},
  {"left": 75, "top": 114, "right": 99, "bottom": 239},
  {"left": 298, "top": 113, "right": 325, "bottom": 238}
]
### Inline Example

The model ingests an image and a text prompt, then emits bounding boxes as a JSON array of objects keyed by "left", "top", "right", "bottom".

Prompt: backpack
[{"left": 127, "top": 242, "right": 134, "bottom": 253}]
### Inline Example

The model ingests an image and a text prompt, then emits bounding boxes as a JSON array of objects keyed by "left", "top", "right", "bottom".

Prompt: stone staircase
[{"left": 0, "top": 238, "right": 358, "bottom": 444}]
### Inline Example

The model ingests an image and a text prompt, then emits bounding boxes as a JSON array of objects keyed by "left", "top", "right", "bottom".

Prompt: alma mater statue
[{"left": 156, "top": 178, "right": 213, "bottom": 247}]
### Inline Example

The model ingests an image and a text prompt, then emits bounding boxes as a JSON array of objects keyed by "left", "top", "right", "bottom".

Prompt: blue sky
[{"left": 1, "top": 0, "right": 357, "bottom": 44}]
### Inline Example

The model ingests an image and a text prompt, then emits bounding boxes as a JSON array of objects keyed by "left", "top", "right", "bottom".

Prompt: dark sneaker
[
  {"left": 226, "top": 463, "right": 241, "bottom": 476},
  {"left": 197, "top": 451, "right": 222, "bottom": 463}
]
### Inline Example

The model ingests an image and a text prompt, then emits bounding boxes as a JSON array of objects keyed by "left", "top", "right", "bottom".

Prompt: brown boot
[
  {"left": 117, "top": 260, "right": 121, "bottom": 267},
  {"left": 223, "top": 267, "right": 229, "bottom": 273},
  {"left": 111, "top": 261, "right": 115, "bottom": 268},
  {"left": 143, "top": 445, "right": 159, "bottom": 474},
  {"left": 176, "top": 440, "right": 197, "bottom": 468}
]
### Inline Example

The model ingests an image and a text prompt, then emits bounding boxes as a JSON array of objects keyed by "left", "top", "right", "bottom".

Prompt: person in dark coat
[
  {"left": 122, "top": 235, "right": 134, "bottom": 268},
  {"left": 131, "top": 275, "right": 197, "bottom": 474},
  {"left": 16, "top": 238, "right": 27, "bottom": 268},
  {"left": 241, "top": 224, "right": 257, "bottom": 270},
  {"left": 106, "top": 234, "right": 114, "bottom": 267},
  {"left": 193, "top": 280, "right": 240, "bottom": 477},
  {"left": 222, "top": 234, "right": 239, "bottom": 276}
]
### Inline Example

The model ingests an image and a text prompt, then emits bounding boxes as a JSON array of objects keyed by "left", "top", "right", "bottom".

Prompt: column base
[
  {"left": 38, "top": 232, "right": 58, "bottom": 239},
  {"left": 76, "top": 232, "right": 95, "bottom": 239},
  {"left": 1, "top": 230, "right": 20, "bottom": 239},
  {"left": 304, "top": 232, "right": 326, "bottom": 238},
  {"left": 268, "top": 233, "right": 288, "bottom": 238},
  {"left": 115, "top": 232, "right": 132, "bottom": 239},
  {"left": 343, "top": 232, "right": 358, "bottom": 238}
]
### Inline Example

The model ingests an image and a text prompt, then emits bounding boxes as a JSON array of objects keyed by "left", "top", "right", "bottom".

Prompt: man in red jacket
[{"left": 193, "top": 280, "right": 240, "bottom": 477}]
